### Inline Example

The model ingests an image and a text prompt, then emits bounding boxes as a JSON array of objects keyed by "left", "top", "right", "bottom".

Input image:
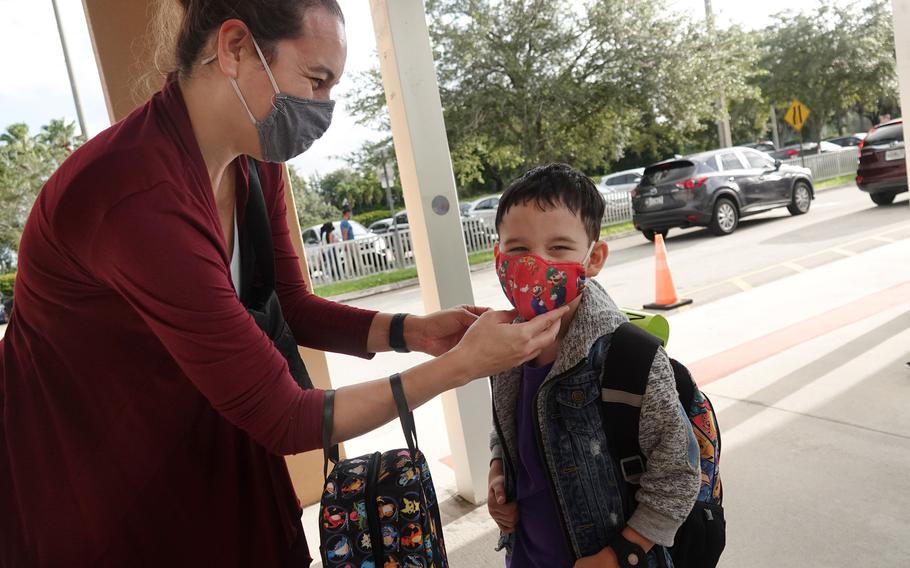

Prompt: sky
[{"left": 0, "top": 0, "right": 869, "bottom": 178}]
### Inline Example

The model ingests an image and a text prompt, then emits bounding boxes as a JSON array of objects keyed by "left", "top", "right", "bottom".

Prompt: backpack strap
[
  {"left": 601, "top": 322, "right": 661, "bottom": 485},
  {"left": 671, "top": 359, "right": 696, "bottom": 412}
]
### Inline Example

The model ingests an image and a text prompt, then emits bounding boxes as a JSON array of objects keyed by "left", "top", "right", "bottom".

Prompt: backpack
[
  {"left": 600, "top": 322, "right": 725, "bottom": 568},
  {"left": 319, "top": 374, "right": 448, "bottom": 568}
]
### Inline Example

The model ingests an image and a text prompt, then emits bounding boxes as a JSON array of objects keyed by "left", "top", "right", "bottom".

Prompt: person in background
[
  {"left": 320, "top": 221, "right": 341, "bottom": 279},
  {"left": 340, "top": 205, "right": 354, "bottom": 241}
]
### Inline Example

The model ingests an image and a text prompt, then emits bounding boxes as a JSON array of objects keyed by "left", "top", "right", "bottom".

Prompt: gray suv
[{"left": 632, "top": 147, "right": 814, "bottom": 240}]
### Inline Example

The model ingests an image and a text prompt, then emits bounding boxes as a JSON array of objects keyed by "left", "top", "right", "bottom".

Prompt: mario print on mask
[
  {"left": 530, "top": 284, "right": 548, "bottom": 316},
  {"left": 546, "top": 267, "right": 568, "bottom": 307},
  {"left": 494, "top": 242, "right": 594, "bottom": 321}
]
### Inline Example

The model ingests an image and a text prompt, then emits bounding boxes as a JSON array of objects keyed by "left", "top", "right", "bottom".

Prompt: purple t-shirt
[{"left": 507, "top": 362, "right": 574, "bottom": 568}]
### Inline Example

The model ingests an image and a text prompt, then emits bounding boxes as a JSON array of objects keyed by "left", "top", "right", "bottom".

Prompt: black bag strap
[
  {"left": 389, "top": 372, "right": 419, "bottom": 455},
  {"left": 601, "top": 322, "right": 661, "bottom": 485},
  {"left": 322, "top": 389, "right": 340, "bottom": 478},
  {"left": 671, "top": 359, "right": 697, "bottom": 412},
  {"left": 241, "top": 157, "right": 276, "bottom": 303}
]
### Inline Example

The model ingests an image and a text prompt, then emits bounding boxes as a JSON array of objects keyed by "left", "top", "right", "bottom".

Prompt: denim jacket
[{"left": 489, "top": 281, "right": 700, "bottom": 561}]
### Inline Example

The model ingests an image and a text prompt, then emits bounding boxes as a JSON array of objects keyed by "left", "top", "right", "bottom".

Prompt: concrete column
[
  {"left": 370, "top": 0, "right": 492, "bottom": 504},
  {"left": 81, "top": 0, "right": 335, "bottom": 504},
  {"left": 891, "top": 0, "right": 910, "bottom": 189}
]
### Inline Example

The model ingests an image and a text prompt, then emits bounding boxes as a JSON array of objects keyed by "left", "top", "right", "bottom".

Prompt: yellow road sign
[{"left": 784, "top": 99, "right": 810, "bottom": 132}]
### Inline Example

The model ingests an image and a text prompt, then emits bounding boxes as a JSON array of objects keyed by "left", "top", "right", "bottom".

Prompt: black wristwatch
[
  {"left": 611, "top": 535, "right": 647, "bottom": 568},
  {"left": 389, "top": 313, "right": 410, "bottom": 353}
]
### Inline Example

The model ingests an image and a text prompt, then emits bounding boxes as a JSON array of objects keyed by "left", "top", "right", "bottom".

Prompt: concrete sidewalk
[{"left": 306, "top": 237, "right": 910, "bottom": 567}]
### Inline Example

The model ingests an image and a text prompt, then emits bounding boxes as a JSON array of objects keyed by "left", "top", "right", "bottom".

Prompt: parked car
[
  {"left": 825, "top": 133, "right": 867, "bottom": 148},
  {"left": 632, "top": 147, "right": 814, "bottom": 240},
  {"left": 462, "top": 195, "right": 500, "bottom": 229},
  {"left": 856, "top": 119, "right": 907, "bottom": 206},
  {"left": 302, "top": 219, "right": 391, "bottom": 269},
  {"left": 743, "top": 141, "right": 777, "bottom": 154},
  {"left": 387, "top": 209, "right": 491, "bottom": 241},
  {"left": 769, "top": 140, "right": 845, "bottom": 160},
  {"left": 598, "top": 168, "right": 645, "bottom": 193},
  {"left": 368, "top": 217, "right": 394, "bottom": 234}
]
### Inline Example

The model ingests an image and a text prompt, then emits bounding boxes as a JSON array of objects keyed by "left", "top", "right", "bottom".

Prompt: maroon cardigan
[{"left": 0, "top": 80, "right": 377, "bottom": 567}]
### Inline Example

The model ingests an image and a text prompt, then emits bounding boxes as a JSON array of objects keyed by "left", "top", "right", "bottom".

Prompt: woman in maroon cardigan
[{"left": 0, "top": 1, "right": 565, "bottom": 566}]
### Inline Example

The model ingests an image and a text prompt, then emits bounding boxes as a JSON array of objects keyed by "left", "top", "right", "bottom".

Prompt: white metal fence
[
  {"left": 304, "top": 203, "right": 632, "bottom": 287},
  {"left": 781, "top": 147, "right": 860, "bottom": 181},
  {"left": 304, "top": 217, "right": 496, "bottom": 287},
  {"left": 601, "top": 190, "right": 634, "bottom": 226},
  {"left": 304, "top": 200, "right": 632, "bottom": 286}
]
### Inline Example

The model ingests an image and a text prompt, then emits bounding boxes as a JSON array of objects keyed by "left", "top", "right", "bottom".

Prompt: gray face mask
[{"left": 219, "top": 37, "right": 335, "bottom": 163}]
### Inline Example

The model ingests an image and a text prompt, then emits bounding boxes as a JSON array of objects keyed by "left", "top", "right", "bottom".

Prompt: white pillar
[
  {"left": 891, "top": 0, "right": 910, "bottom": 185},
  {"left": 369, "top": 0, "right": 492, "bottom": 504}
]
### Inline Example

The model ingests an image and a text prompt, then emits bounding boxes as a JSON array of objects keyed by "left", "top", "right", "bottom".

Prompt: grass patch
[
  {"left": 313, "top": 250, "right": 497, "bottom": 297},
  {"left": 468, "top": 250, "right": 494, "bottom": 265},
  {"left": 314, "top": 267, "right": 419, "bottom": 298},
  {"left": 601, "top": 221, "right": 634, "bottom": 238},
  {"left": 814, "top": 174, "right": 855, "bottom": 190}
]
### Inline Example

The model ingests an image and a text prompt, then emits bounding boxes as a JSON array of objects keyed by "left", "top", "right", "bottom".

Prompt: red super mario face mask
[{"left": 494, "top": 242, "right": 595, "bottom": 321}]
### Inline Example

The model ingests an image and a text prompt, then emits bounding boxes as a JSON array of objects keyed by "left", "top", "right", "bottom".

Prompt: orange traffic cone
[{"left": 643, "top": 234, "right": 693, "bottom": 310}]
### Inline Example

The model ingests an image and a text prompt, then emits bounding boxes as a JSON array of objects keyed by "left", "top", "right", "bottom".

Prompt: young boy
[{"left": 487, "top": 164, "right": 700, "bottom": 568}]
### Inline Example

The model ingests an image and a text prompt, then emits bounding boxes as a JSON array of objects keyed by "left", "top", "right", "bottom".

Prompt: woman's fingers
[
  {"left": 460, "top": 305, "right": 492, "bottom": 317},
  {"left": 516, "top": 306, "right": 567, "bottom": 335}
]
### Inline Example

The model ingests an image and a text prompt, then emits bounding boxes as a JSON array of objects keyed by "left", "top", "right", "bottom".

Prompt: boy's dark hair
[{"left": 495, "top": 163, "right": 605, "bottom": 242}]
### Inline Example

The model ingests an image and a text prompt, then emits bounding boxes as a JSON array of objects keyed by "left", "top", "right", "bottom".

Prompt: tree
[
  {"left": 286, "top": 165, "right": 340, "bottom": 228},
  {"left": 349, "top": 0, "right": 761, "bottom": 191},
  {"left": 759, "top": 0, "right": 897, "bottom": 145},
  {"left": 0, "top": 119, "right": 83, "bottom": 270}
]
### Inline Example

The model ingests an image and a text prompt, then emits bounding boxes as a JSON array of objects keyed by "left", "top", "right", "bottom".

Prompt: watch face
[{"left": 625, "top": 552, "right": 641, "bottom": 567}]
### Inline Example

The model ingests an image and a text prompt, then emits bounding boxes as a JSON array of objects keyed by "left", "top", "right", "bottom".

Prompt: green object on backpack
[{"left": 621, "top": 308, "right": 670, "bottom": 347}]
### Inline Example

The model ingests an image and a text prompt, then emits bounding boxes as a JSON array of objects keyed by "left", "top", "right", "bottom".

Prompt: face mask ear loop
[
  {"left": 229, "top": 78, "right": 258, "bottom": 125},
  {"left": 251, "top": 36, "right": 281, "bottom": 95},
  {"left": 581, "top": 241, "right": 597, "bottom": 269}
]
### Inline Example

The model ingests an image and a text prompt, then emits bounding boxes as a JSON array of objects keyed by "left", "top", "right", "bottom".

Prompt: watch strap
[
  {"left": 611, "top": 535, "right": 647, "bottom": 568},
  {"left": 389, "top": 313, "right": 410, "bottom": 353}
]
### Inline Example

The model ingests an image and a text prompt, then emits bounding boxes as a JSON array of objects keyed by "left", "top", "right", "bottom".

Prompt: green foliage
[
  {"left": 0, "top": 119, "right": 83, "bottom": 270},
  {"left": 759, "top": 0, "right": 897, "bottom": 144},
  {"left": 286, "top": 165, "right": 341, "bottom": 228},
  {"left": 0, "top": 272, "right": 15, "bottom": 298},
  {"left": 354, "top": 209, "right": 393, "bottom": 227},
  {"left": 349, "top": 0, "right": 763, "bottom": 191}
]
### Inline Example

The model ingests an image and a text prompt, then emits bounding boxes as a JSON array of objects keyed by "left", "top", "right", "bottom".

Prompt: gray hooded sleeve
[{"left": 626, "top": 347, "right": 701, "bottom": 547}]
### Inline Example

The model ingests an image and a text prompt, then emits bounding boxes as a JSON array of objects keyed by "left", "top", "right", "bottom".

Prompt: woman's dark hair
[
  {"left": 495, "top": 163, "right": 605, "bottom": 242},
  {"left": 153, "top": 0, "right": 344, "bottom": 77}
]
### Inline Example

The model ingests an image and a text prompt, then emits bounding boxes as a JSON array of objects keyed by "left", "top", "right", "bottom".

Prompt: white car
[
  {"left": 597, "top": 168, "right": 645, "bottom": 195},
  {"left": 462, "top": 195, "right": 500, "bottom": 230}
]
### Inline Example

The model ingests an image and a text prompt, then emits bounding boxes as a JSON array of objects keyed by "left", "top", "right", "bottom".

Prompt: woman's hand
[
  {"left": 449, "top": 307, "right": 567, "bottom": 381},
  {"left": 487, "top": 459, "right": 518, "bottom": 533},
  {"left": 405, "top": 306, "right": 489, "bottom": 356}
]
